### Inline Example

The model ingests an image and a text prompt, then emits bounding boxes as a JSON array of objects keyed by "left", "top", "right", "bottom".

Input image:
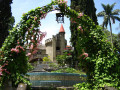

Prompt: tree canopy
[{"left": 0, "top": 0, "right": 13, "bottom": 48}]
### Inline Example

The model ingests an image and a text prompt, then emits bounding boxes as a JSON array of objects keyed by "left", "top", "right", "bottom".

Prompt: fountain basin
[{"left": 27, "top": 72, "right": 86, "bottom": 87}]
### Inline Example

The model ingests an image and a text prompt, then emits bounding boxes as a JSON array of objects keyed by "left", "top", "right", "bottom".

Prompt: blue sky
[{"left": 11, "top": 0, "right": 120, "bottom": 45}]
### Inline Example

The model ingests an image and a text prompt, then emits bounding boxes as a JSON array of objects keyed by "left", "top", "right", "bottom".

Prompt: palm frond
[
  {"left": 112, "top": 16, "right": 120, "bottom": 21},
  {"left": 110, "top": 3, "right": 116, "bottom": 11},
  {"left": 101, "top": 3, "right": 107, "bottom": 11},
  {"left": 111, "top": 9, "right": 120, "bottom": 15},
  {"left": 97, "top": 11, "right": 105, "bottom": 17},
  {"left": 111, "top": 16, "right": 115, "bottom": 24},
  {"left": 106, "top": 4, "right": 114, "bottom": 15}
]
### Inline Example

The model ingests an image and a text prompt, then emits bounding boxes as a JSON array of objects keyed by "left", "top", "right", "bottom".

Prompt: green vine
[{"left": 0, "top": 0, "right": 120, "bottom": 89}]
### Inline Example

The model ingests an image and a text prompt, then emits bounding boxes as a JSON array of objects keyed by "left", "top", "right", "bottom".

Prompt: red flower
[
  {"left": 16, "top": 45, "right": 25, "bottom": 51},
  {"left": 26, "top": 53, "right": 31, "bottom": 56},
  {"left": 77, "top": 13, "right": 83, "bottom": 18},
  {"left": 79, "top": 49, "right": 88, "bottom": 59},
  {"left": 78, "top": 26, "right": 83, "bottom": 33},
  {"left": 30, "top": 45, "right": 34, "bottom": 49},
  {"left": 11, "top": 48, "right": 19, "bottom": 53},
  {"left": 11, "top": 45, "right": 25, "bottom": 54},
  {"left": 17, "top": 40, "right": 20, "bottom": 44},
  {"left": 0, "top": 62, "right": 10, "bottom": 76},
  {"left": 82, "top": 53, "right": 88, "bottom": 59}
]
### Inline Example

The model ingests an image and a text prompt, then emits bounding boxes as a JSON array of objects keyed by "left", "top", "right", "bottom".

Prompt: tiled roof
[{"left": 59, "top": 24, "right": 65, "bottom": 33}]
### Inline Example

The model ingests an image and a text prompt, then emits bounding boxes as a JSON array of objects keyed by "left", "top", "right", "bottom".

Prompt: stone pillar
[
  {"left": 52, "top": 35, "right": 56, "bottom": 61},
  {"left": 59, "top": 32, "right": 65, "bottom": 55}
]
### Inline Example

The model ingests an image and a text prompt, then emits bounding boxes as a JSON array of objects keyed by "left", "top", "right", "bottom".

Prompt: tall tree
[
  {"left": 71, "top": 0, "right": 98, "bottom": 25},
  {"left": 0, "top": 0, "right": 13, "bottom": 48},
  {"left": 97, "top": 3, "right": 120, "bottom": 49},
  {"left": 70, "top": 0, "right": 98, "bottom": 67}
]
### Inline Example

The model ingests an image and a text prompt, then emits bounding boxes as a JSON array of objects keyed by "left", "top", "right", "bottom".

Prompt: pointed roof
[{"left": 59, "top": 24, "right": 65, "bottom": 33}]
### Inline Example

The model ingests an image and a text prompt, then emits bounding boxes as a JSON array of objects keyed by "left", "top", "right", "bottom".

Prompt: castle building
[{"left": 28, "top": 24, "right": 67, "bottom": 63}]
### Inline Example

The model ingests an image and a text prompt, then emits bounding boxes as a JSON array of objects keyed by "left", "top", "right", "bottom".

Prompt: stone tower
[
  {"left": 45, "top": 24, "right": 67, "bottom": 61},
  {"left": 57, "top": 24, "right": 66, "bottom": 55}
]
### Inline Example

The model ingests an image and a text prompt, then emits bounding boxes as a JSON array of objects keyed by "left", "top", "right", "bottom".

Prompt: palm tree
[{"left": 97, "top": 3, "right": 120, "bottom": 49}]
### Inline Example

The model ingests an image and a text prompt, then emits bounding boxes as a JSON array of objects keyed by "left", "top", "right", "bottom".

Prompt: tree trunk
[{"left": 109, "top": 19, "right": 113, "bottom": 49}]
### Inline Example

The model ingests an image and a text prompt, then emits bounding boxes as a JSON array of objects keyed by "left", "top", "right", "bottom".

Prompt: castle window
[{"left": 56, "top": 47, "right": 60, "bottom": 50}]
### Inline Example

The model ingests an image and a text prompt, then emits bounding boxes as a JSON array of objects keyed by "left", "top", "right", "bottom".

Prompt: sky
[{"left": 11, "top": 0, "right": 120, "bottom": 45}]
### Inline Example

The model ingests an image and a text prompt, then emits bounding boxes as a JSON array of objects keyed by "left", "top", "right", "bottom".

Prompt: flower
[
  {"left": 79, "top": 49, "right": 88, "bottom": 59},
  {"left": 78, "top": 26, "right": 83, "bottom": 33},
  {"left": 58, "top": 0, "right": 68, "bottom": 4},
  {"left": 78, "top": 26, "right": 82, "bottom": 30},
  {"left": 71, "top": 18, "right": 77, "bottom": 23},
  {"left": 11, "top": 48, "right": 19, "bottom": 53},
  {"left": 0, "top": 62, "right": 10, "bottom": 76},
  {"left": 82, "top": 53, "right": 88, "bottom": 59},
  {"left": 26, "top": 53, "right": 31, "bottom": 56},
  {"left": 16, "top": 45, "right": 25, "bottom": 51},
  {"left": 17, "top": 40, "right": 20, "bottom": 44},
  {"left": 78, "top": 13, "right": 83, "bottom": 18},
  {"left": 30, "top": 45, "right": 34, "bottom": 49},
  {"left": 11, "top": 45, "right": 24, "bottom": 54}
]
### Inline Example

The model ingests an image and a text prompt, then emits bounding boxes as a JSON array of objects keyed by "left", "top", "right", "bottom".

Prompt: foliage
[
  {"left": 8, "top": 16, "right": 15, "bottom": 30},
  {"left": 56, "top": 55, "right": 66, "bottom": 67},
  {"left": 0, "top": 0, "right": 13, "bottom": 48},
  {"left": 97, "top": 3, "right": 120, "bottom": 48},
  {"left": 42, "top": 56, "right": 58, "bottom": 69},
  {"left": 73, "top": 13, "right": 120, "bottom": 90},
  {"left": 49, "top": 62, "right": 58, "bottom": 69},
  {"left": 71, "top": 0, "right": 98, "bottom": 25},
  {"left": 70, "top": 0, "right": 98, "bottom": 68},
  {"left": 52, "top": 67, "right": 85, "bottom": 74},
  {"left": 0, "top": 0, "right": 75, "bottom": 87},
  {"left": 43, "top": 56, "right": 51, "bottom": 62},
  {"left": 56, "top": 49, "right": 73, "bottom": 67},
  {"left": 0, "top": 0, "right": 49, "bottom": 87},
  {"left": 104, "top": 29, "right": 120, "bottom": 53},
  {"left": 0, "top": 0, "right": 120, "bottom": 89},
  {"left": 69, "top": 1, "right": 120, "bottom": 89}
]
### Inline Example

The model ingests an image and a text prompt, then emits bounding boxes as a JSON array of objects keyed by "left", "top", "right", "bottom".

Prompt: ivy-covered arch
[{"left": 0, "top": 0, "right": 120, "bottom": 89}]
